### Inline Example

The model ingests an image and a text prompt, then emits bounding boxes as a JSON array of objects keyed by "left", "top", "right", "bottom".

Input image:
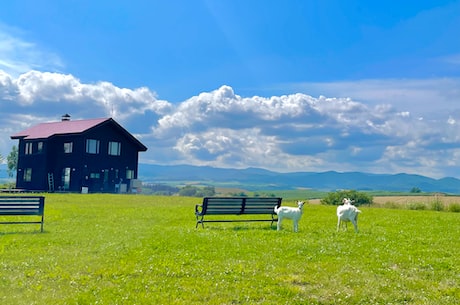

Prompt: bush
[
  {"left": 430, "top": 198, "right": 445, "bottom": 211},
  {"left": 320, "top": 190, "right": 373, "bottom": 206},
  {"left": 448, "top": 203, "right": 460, "bottom": 213},
  {"left": 407, "top": 202, "right": 426, "bottom": 210}
]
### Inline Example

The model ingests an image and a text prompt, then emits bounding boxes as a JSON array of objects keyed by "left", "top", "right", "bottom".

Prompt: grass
[{"left": 1, "top": 194, "right": 460, "bottom": 304}]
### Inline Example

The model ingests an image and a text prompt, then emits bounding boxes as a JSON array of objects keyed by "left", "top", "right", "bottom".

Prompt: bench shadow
[
  {"left": 0, "top": 230, "right": 47, "bottom": 236},
  {"left": 201, "top": 225, "right": 277, "bottom": 232}
]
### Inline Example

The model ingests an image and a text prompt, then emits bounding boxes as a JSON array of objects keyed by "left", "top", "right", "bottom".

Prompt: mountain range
[
  {"left": 138, "top": 164, "right": 460, "bottom": 194},
  {"left": 3, "top": 163, "right": 459, "bottom": 193}
]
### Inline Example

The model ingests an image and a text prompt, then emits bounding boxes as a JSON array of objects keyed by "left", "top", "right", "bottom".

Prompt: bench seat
[
  {"left": 195, "top": 197, "right": 282, "bottom": 228},
  {"left": 0, "top": 196, "right": 45, "bottom": 232}
]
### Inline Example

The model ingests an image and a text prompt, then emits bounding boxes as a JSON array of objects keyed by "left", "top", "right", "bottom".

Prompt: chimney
[{"left": 61, "top": 114, "right": 71, "bottom": 121}]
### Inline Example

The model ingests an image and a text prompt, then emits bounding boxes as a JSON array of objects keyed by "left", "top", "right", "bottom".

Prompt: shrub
[
  {"left": 0, "top": 182, "right": 16, "bottom": 189},
  {"left": 448, "top": 203, "right": 460, "bottom": 213},
  {"left": 407, "top": 202, "right": 426, "bottom": 210},
  {"left": 320, "top": 190, "right": 373, "bottom": 206},
  {"left": 430, "top": 198, "right": 445, "bottom": 211}
]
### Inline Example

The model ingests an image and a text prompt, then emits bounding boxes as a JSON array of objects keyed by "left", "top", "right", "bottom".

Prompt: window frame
[
  {"left": 86, "top": 139, "right": 100, "bottom": 154},
  {"left": 64, "top": 142, "right": 73, "bottom": 154},
  {"left": 126, "top": 169, "right": 134, "bottom": 179},
  {"left": 25, "top": 142, "right": 33, "bottom": 155},
  {"left": 23, "top": 168, "right": 32, "bottom": 182},
  {"left": 108, "top": 141, "right": 121, "bottom": 156}
]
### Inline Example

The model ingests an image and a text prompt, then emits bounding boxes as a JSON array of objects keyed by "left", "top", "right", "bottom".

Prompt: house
[{"left": 10, "top": 115, "right": 147, "bottom": 193}]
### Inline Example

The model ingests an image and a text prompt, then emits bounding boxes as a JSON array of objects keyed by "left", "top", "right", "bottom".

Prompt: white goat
[
  {"left": 336, "top": 198, "right": 361, "bottom": 232},
  {"left": 274, "top": 201, "right": 305, "bottom": 232}
]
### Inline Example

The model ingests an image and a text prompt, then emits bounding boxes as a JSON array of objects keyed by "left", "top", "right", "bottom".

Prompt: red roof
[
  {"left": 11, "top": 117, "right": 147, "bottom": 151},
  {"left": 11, "top": 118, "right": 111, "bottom": 140}
]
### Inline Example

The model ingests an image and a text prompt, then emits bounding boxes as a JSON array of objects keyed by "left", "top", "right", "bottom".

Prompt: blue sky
[{"left": 1, "top": 0, "right": 460, "bottom": 179}]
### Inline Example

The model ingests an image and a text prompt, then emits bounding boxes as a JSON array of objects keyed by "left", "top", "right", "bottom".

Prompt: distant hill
[{"left": 138, "top": 164, "right": 460, "bottom": 193}]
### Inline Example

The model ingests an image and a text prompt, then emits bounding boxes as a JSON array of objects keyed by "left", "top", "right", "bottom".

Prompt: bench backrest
[
  {"left": 202, "top": 197, "right": 282, "bottom": 215},
  {"left": 0, "top": 196, "right": 45, "bottom": 216}
]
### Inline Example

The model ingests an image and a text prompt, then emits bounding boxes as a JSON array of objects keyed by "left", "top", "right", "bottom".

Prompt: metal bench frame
[
  {"left": 0, "top": 196, "right": 45, "bottom": 232},
  {"left": 195, "top": 197, "right": 282, "bottom": 228}
]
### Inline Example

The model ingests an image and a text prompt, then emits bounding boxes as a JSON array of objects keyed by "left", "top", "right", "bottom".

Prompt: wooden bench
[
  {"left": 195, "top": 197, "right": 282, "bottom": 228},
  {"left": 0, "top": 196, "right": 45, "bottom": 232}
]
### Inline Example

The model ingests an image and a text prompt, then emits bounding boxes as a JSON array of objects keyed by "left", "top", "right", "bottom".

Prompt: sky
[{"left": 1, "top": 0, "right": 460, "bottom": 179}]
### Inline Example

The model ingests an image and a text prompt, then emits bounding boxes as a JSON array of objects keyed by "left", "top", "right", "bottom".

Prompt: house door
[
  {"left": 62, "top": 167, "right": 71, "bottom": 191},
  {"left": 103, "top": 169, "right": 109, "bottom": 192}
]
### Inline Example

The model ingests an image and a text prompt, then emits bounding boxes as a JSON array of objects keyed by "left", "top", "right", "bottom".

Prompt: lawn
[{"left": 1, "top": 194, "right": 459, "bottom": 304}]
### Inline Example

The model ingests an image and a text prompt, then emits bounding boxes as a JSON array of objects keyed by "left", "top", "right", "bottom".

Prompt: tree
[
  {"left": 178, "top": 185, "right": 199, "bottom": 197},
  {"left": 320, "top": 190, "right": 373, "bottom": 206},
  {"left": 178, "top": 185, "right": 216, "bottom": 197},
  {"left": 201, "top": 186, "right": 216, "bottom": 197},
  {"left": 7, "top": 146, "right": 18, "bottom": 178}
]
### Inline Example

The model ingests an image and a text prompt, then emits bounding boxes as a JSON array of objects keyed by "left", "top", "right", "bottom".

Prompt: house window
[
  {"left": 90, "top": 173, "right": 100, "bottom": 179},
  {"left": 108, "top": 141, "right": 121, "bottom": 156},
  {"left": 25, "top": 142, "right": 33, "bottom": 155},
  {"left": 64, "top": 142, "right": 73, "bottom": 153},
  {"left": 126, "top": 169, "right": 134, "bottom": 179},
  {"left": 62, "top": 167, "right": 71, "bottom": 190},
  {"left": 37, "top": 142, "right": 43, "bottom": 153},
  {"left": 86, "top": 139, "right": 100, "bottom": 154},
  {"left": 23, "top": 168, "right": 32, "bottom": 182}
]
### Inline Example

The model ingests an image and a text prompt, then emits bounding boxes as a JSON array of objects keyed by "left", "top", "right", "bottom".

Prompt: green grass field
[{"left": 1, "top": 194, "right": 459, "bottom": 304}]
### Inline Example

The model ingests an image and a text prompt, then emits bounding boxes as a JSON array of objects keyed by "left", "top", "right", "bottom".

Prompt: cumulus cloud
[
  {"left": 146, "top": 83, "right": 460, "bottom": 177},
  {"left": 3, "top": 70, "right": 460, "bottom": 178},
  {"left": 0, "top": 70, "right": 172, "bottom": 125},
  {"left": 289, "top": 78, "right": 460, "bottom": 119}
]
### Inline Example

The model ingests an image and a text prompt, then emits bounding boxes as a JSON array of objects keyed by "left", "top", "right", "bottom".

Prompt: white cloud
[
  {"left": 289, "top": 78, "right": 460, "bottom": 119},
  {"left": 0, "top": 23, "right": 64, "bottom": 76},
  {"left": 1, "top": 70, "right": 172, "bottom": 123},
  {"left": 3, "top": 70, "right": 460, "bottom": 178},
  {"left": 145, "top": 84, "right": 460, "bottom": 177}
]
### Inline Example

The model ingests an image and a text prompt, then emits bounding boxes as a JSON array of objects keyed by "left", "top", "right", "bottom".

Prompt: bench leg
[
  {"left": 271, "top": 215, "right": 277, "bottom": 229},
  {"left": 196, "top": 216, "right": 205, "bottom": 229}
]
